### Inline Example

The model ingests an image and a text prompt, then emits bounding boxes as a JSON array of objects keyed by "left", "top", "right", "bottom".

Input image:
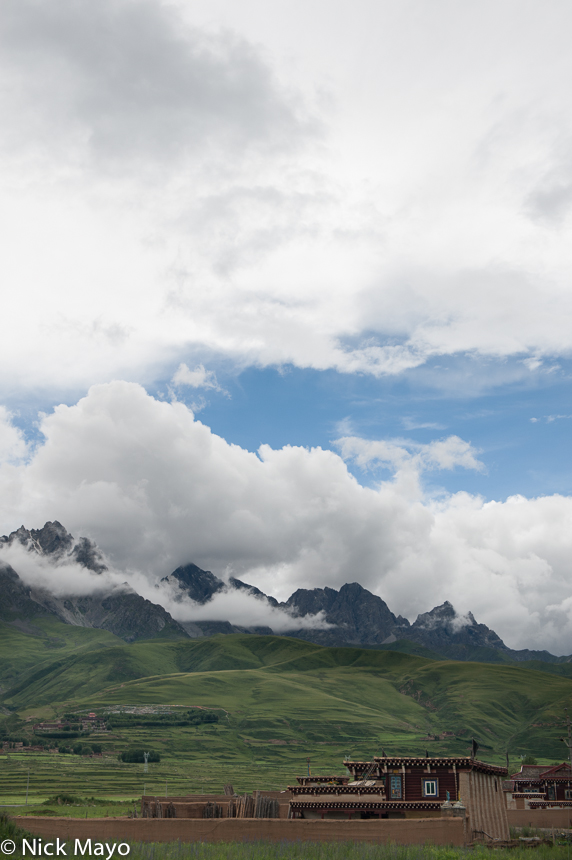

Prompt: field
[
  {"left": 127, "top": 844, "right": 572, "bottom": 860},
  {"left": 2, "top": 621, "right": 572, "bottom": 806}
]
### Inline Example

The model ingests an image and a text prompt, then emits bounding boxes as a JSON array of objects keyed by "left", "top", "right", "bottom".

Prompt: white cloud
[
  {"left": 0, "top": 382, "right": 571, "bottom": 653},
  {"left": 0, "top": 529, "right": 329, "bottom": 633},
  {"left": 0, "top": 540, "right": 128, "bottom": 598},
  {"left": 0, "top": 407, "right": 28, "bottom": 464},
  {"left": 156, "top": 579, "right": 331, "bottom": 633},
  {"left": 334, "top": 434, "right": 484, "bottom": 477},
  {"left": 171, "top": 363, "right": 223, "bottom": 392},
  {"left": 1, "top": 1, "right": 572, "bottom": 397}
]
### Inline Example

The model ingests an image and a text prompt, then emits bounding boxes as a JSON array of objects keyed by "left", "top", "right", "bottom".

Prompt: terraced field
[{"left": 1, "top": 622, "right": 571, "bottom": 804}]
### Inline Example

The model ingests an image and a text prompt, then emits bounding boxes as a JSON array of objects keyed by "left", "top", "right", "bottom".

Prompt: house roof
[
  {"left": 540, "top": 764, "right": 572, "bottom": 777},
  {"left": 344, "top": 756, "right": 507, "bottom": 776},
  {"left": 510, "top": 762, "right": 572, "bottom": 781}
]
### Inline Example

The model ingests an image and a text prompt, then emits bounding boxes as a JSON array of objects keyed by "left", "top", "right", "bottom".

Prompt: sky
[{"left": 1, "top": 0, "right": 572, "bottom": 652}]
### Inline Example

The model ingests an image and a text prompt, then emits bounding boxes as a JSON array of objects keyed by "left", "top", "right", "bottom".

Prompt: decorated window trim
[
  {"left": 389, "top": 775, "right": 402, "bottom": 799},
  {"left": 422, "top": 778, "right": 439, "bottom": 797}
]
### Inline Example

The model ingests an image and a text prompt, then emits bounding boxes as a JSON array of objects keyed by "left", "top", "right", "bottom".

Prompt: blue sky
[
  {"left": 2, "top": 0, "right": 572, "bottom": 652},
  {"left": 155, "top": 358, "right": 572, "bottom": 501}
]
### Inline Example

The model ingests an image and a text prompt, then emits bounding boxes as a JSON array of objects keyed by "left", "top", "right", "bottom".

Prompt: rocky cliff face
[
  {"left": 0, "top": 522, "right": 187, "bottom": 642},
  {"left": 0, "top": 563, "right": 53, "bottom": 622},
  {"left": 282, "top": 582, "right": 409, "bottom": 646},
  {"left": 0, "top": 521, "right": 107, "bottom": 572},
  {"left": 398, "top": 601, "right": 508, "bottom": 653},
  {"left": 161, "top": 563, "right": 225, "bottom": 603},
  {"left": 0, "top": 521, "right": 565, "bottom": 662}
]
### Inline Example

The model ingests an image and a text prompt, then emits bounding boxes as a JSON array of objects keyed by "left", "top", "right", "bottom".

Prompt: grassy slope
[
  {"left": 3, "top": 629, "right": 571, "bottom": 763},
  {"left": 2, "top": 628, "right": 572, "bottom": 802},
  {"left": 0, "top": 620, "right": 124, "bottom": 696}
]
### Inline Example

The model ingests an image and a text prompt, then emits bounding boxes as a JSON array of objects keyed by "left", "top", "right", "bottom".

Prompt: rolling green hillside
[
  {"left": 2, "top": 623, "right": 571, "bottom": 767},
  {"left": 0, "top": 619, "right": 125, "bottom": 695}
]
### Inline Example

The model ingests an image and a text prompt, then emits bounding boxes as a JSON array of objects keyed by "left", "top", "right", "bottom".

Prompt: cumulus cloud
[
  {"left": 0, "top": 407, "right": 28, "bottom": 464},
  {"left": 0, "top": 382, "right": 571, "bottom": 652},
  {"left": 334, "top": 435, "right": 484, "bottom": 476}
]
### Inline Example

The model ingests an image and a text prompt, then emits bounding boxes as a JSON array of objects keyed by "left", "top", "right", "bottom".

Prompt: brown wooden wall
[{"left": 381, "top": 766, "right": 459, "bottom": 802}]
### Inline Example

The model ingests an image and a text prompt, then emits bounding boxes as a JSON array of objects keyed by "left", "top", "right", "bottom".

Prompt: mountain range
[{"left": 1, "top": 520, "right": 569, "bottom": 665}]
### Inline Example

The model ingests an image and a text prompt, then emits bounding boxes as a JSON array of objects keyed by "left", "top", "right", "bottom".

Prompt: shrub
[
  {"left": 45, "top": 794, "right": 81, "bottom": 806},
  {"left": 119, "top": 749, "right": 160, "bottom": 763}
]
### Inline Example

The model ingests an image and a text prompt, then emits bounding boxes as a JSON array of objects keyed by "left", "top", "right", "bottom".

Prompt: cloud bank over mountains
[
  {"left": 1, "top": 2, "right": 572, "bottom": 654},
  {"left": 1, "top": 0, "right": 572, "bottom": 395},
  {"left": 0, "top": 381, "right": 571, "bottom": 653}
]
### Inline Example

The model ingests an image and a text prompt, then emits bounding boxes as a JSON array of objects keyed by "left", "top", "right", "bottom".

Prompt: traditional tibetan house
[
  {"left": 289, "top": 755, "right": 509, "bottom": 842},
  {"left": 504, "top": 763, "right": 572, "bottom": 810}
]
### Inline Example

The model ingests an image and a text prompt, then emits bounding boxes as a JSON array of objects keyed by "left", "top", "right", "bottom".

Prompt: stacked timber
[
  {"left": 202, "top": 802, "right": 223, "bottom": 818},
  {"left": 254, "top": 794, "right": 280, "bottom": 819},
  {"left": 226, "top": 793, "right": 280, "bottom": 818},
  {"left": 142, "top": 800, "right": 177, "bottom": 818},
  {"left": 234, "top": 794, "right": 255, "bottom": 818},
  {"left": 224, "top": 784, "right": 235, "bottom": 795}
]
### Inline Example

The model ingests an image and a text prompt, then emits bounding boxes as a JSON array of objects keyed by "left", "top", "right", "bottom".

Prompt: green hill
[{"left": 2, "top": 622, "right": 571, "bottom": 767}]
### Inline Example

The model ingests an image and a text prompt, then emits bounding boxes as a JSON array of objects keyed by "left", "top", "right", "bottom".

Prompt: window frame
[{"left": 422, "top": 778, "right": 439, "bottom": 798}]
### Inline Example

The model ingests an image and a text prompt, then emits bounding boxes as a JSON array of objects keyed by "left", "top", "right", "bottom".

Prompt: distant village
[{"left": 1, "top": 712, "right": 107, "bottom": 754}]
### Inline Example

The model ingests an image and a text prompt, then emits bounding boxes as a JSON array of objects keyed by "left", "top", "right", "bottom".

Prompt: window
[
  {"left": 390, "top": 776, "right": 402, "bottom": 799},
  {"left": 423, "top": 779, "right": 438, "bottom": 797},
  {"left": 565, "top": 789, "right": 572, "bottom": 800}
]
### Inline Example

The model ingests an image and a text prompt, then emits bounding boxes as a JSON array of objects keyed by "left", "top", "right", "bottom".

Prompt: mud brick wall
[
  {"left": 508, "top": 809, "right": 572, "bottom": 829},
  {"left": 16, "top": 816, "right": 465, "bottom": 845}
]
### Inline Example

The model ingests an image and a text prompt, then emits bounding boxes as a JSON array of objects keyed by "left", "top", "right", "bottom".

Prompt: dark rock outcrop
[
  {"left": 1, "top": 521, "right": 568, "bottom": 662},
  {"left": 282, "top": 582, "right": 407, "bottom": 646},
  {"left": 70, "top": 536, "right": 108, "bottom": 573},
  {"left": 0, "top": 563, "right": 52, "bottom": 622},
  {"left": 163, "top": 563, "right": 225, "bottom": 603},
  {"left": 0, "top": 522, "right": 187, "bottom": 642},
  {"left": 399, "top": 601, "right": 507, "bottom": 653},
  {"left": 0, "top": 521, "right": 107, "bottom": 572}
]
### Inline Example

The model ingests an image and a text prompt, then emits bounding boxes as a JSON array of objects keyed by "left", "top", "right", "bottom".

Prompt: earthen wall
[
  {"left": 508, "top": 809, "right": 572, "bottom": 829},
  {"left": 459, "top": 770, "right": 509, "bottom": 841},
  {"left": 15, "top": 816, "right": 465, "bottom": 845}
]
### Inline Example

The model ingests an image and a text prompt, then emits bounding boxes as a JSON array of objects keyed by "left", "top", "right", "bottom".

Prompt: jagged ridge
[{"left": 1, "top": 521, "right": 569, "bottom": 662}]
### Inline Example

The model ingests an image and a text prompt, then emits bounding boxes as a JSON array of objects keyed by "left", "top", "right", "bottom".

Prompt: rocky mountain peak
[
  {"left": 162, "top": 563, "right": 226, "bottom": 604},
  {"left": 412, "top": 601, "right": 457, "bottom": 629},
  {"left": 284, "top": 581, "right": 402, "bottom": 645},
  {"left": 403, "top": 600, "right": 508, "bottom": 653},
  {"left": 0, "top": 521, "right": 563, "bottom": 662},
  {"left": 0, "top": 521, "right": 107, "bottom": 573},
  {"left": 2, "top": 520, "right": 73, "bottom": 557}
]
